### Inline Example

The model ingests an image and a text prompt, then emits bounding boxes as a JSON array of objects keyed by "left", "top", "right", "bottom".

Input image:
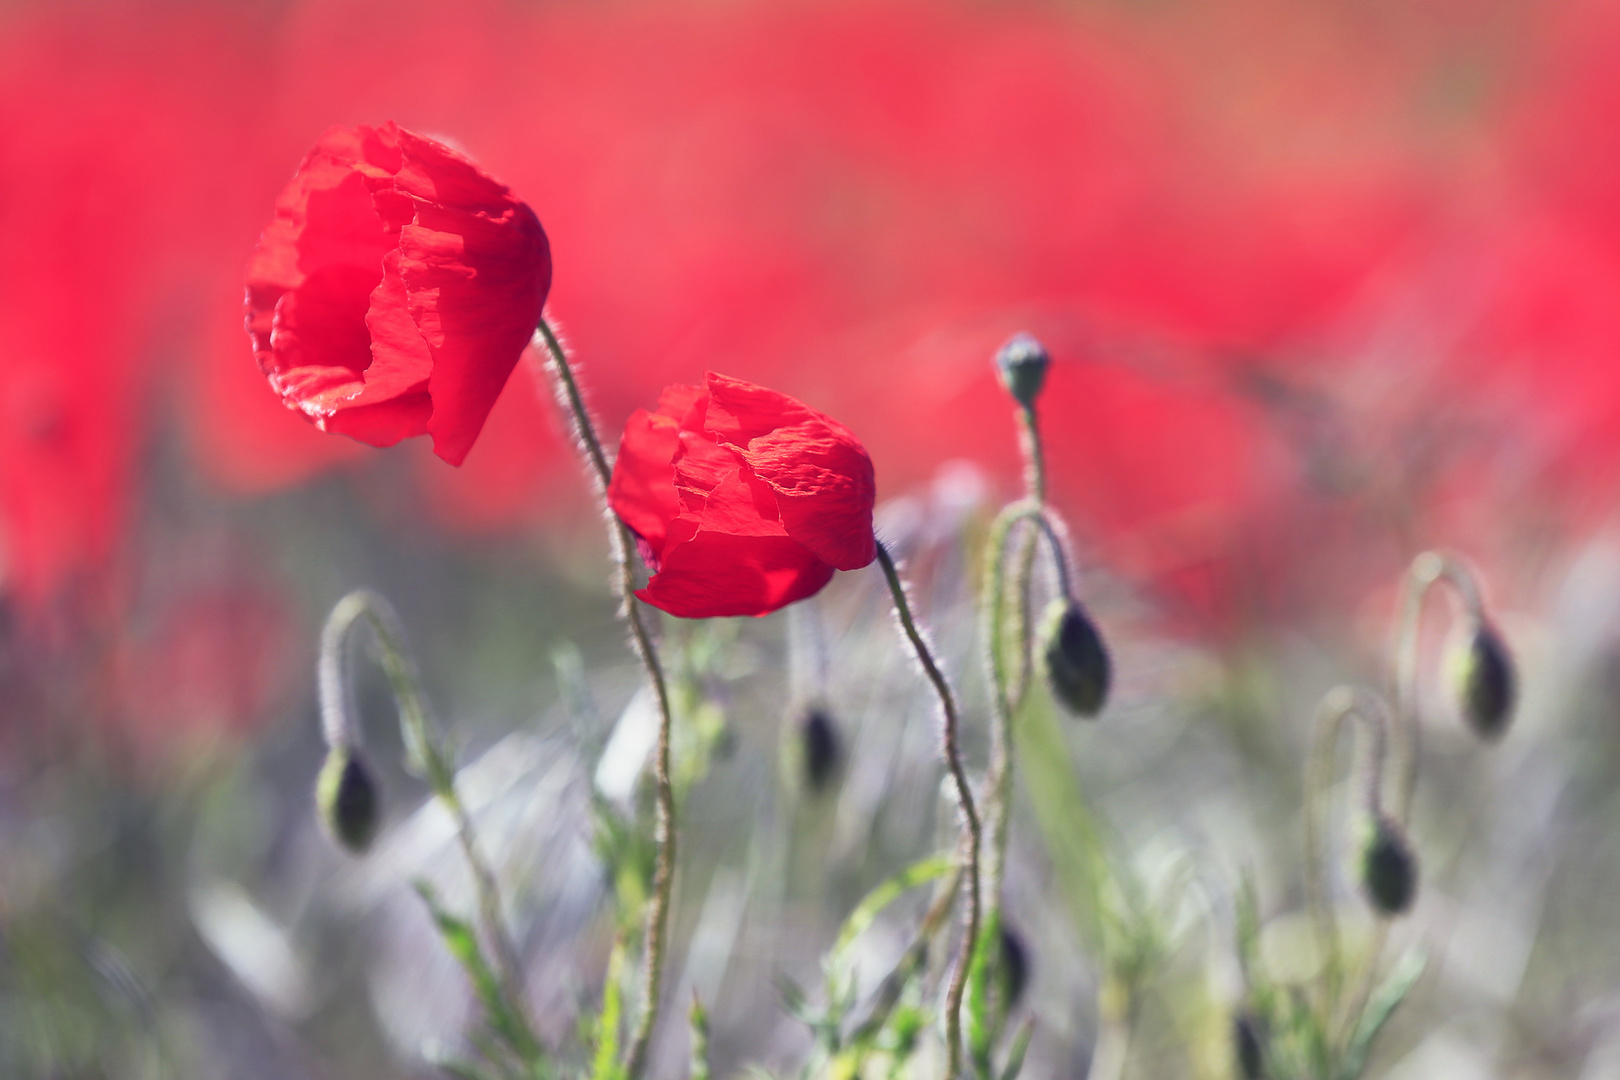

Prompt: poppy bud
[
  {"left": 1358, "top": 815, "right": 1418, "bottom": 917},
  {"left": 1450, "top": 622, "right": 1516, "bottom": 741},
  {"left": 316, "top": 747, "right": 380, "bottom": 853},
  {"left": 994, "top": 333, "right": 1050, "bottom": 409},
  {"left": 1038, "top": 599, "right": 1111, "bottom": 717},
  {"left": 799, "top": 707, "right": 843, "bottom": 794},
  {"left": 1233, "top": 1011, "right": 1265, "bottom": 1080},
  {"left": 999, "top": 924, "right": 1030, "bottom": 1010}
]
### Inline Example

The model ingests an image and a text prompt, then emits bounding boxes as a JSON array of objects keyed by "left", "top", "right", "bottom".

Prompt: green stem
[
  {"left": 874, "top": 541, "right": 981, "bottom": 1079},
  {"left": 1303, "top": 686, "right": 1393, "bottom": 1026},
  {"left": 319, "top": 591, "right": 527, "bottom": 1014},
  {"left": 1392, "top": 551, "right": 1484, "bottom": 825},
  {"left": 536, "top": 319, "right": 677, "bottom": 1080},
  {"left": 975, "top": 502, "right": 1074, "bottom": 1065},
  {"left": 972, "top": 398, "right": 1058, "bottom": 1073}
]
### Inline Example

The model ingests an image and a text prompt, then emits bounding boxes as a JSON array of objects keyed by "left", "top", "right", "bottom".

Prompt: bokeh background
[{"left": 5, "top": 0, "right": 1620, "bottom": 1076}]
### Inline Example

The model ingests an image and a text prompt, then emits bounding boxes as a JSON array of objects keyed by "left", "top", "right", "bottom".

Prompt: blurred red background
[{"left": 3, "top": 0, "right": 1616, "bottom": 742}]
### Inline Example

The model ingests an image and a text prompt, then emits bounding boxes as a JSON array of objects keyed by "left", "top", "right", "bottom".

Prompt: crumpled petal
[
  {"left": 607, "top": 371, "right": 876, "bottom": 618},
  {"left": 705, "top": 372, "right": 876, "bottom": 570},
  {"left": 636, "top": 527, "right": 836, "bottom": 618},
  {"left": 245, "top": 121, "right": 551, "bottom": 464},
  {"left": 607, "top": 383, "right": 705, "bottom": 561}
]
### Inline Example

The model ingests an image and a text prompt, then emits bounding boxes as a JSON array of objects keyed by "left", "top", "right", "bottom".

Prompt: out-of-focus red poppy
[
  {"left": 245, "top": 120, "right": 551, "bottom": 466},
  {"left": 114, "top": 586, "right": 298, "bottom": 751},
  {"left": 609, "top": 373, "right": 876, "bottom": 618}
]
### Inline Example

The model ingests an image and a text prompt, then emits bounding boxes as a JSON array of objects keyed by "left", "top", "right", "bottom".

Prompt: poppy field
[{"left": 4, "top": 1, "right": 1620, "bottom": 1078}]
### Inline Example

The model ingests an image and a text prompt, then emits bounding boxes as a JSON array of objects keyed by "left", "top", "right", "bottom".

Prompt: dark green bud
[
  {"left": 994, "top": 333, "right": 1050, "bottom": 408},
  {"left": 1451, "top": 621, "right": 1516, "bottom": 741},
  {"left": 799, "top": 707, "right": 842, "bottom": 794},
  {"left": 1358, "top": 815, "right": 1418, "bottom": 917},
  {"left": 1039, "top": 598, "right": 1111, "bottom": 717},
  {"left": 316, "top": 747, "right": 380, "bottom": 853},
  {"left": 998, "top": 923, "right": 1030, "bottom": 1011},
  {"left": 1233, "top": 1011, "right": 1265, "bottom": 1080}
]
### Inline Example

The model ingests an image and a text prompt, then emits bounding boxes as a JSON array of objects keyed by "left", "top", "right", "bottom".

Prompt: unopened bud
[
  {"left": 1358, "top": 814, "right": 1418, "bottom": 917},
  {"left": 799, "top": 707, "right": 842, "bottom": 794},
  {"left": 999, "top": 923, "right": 1030, "bottom": 1010},
  {"left": 316, "top": 746, "right": 380, "bottom": 853},
  {"left": 1039, "top": 598, "right": 1111, "bottom": 717},
  {"left": 1450, "top": 621, "right": 1516, "bottom": 741},
  {"left": 1233, "top": 1011, "right": 1265, "bottom": 1080},
  {"left": 994, "top": 333, "right": 1050, "bottom": 409}
]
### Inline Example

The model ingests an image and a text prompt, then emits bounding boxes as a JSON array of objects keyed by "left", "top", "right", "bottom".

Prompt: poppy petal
[{"left": 637, "top": 529, "right": 835, "bottom": 618}]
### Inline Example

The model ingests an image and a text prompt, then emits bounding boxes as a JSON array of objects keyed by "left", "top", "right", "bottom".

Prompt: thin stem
[
  {"left": 849, "top": 869, "right": 963, "bottom": 1046},
  {"left": 1017, "top": 405, "right": 1047, "bottom": 505},
  {"left": 1302, "top": 686, "right": 1393, "bottom": 1034},
  {"left": 535, "top": 319, "right": 677, "bottom": 1080},
  {"left": 1005, "top": 405, "right": 1047, "bottom": 706},
  {"left": 1392, "top": 550, "right": 1485, "bottom": 825},
  {"left": 319, "top": 590, "right": 526, "bottom": 1012},
  {"left": 974, "top": 397, "right": 1057, "bottom": 1074},
  {"left": 875, "top": 541, "right": 982, "bottom": 1079}
]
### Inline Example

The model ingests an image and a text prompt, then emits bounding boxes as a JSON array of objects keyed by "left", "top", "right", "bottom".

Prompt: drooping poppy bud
[
  {"left": 1450, "top": 621, "right": 1516, "bottom": 741},
  {"left": 1038, "top": 598, "right": 1111, "bottom": 717},
  {"left": 1358, "top": 814, "right": 1418, "bottom": 917},
  {"left": 608, "top": 373, "right": 876, "bottom": 618},
  {"left": 1233, "top": 1011, "right": 1265, "bottom": 1080},
  {"left": 993, "top": 333, "right": 1050, "bottom": 409},
  {"left": 316, "top": 746, "right": 380, "bottom": 853},
  {"left": 999, "top": 923, "right": 1030, "bottom": 1011},
  {"left": 799, "top": 706, "right": 842, "bottom": 794}
]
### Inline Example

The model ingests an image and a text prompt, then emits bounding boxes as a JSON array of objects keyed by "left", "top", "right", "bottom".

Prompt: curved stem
[
  {"left": 974, "top": 397, "right": 1058, "bottom": 1074},
  {"left": 875, "top": 541, "right": 981, "bottom": 1078},
  {"left": 535, "top": 319, "right": 677, "bottom": 1080},
  {"left": 1392, "top": 551, "right": 1485, "bottom": 825},
  {"left": 1302, "top": 686, "right": 1393, "bottom": 1030},
  {"left": 319, "top": 590, "right": 526, "bottom": 1012},
  {"left": 978, "top": 503, "right": 1075, "bottom": 946}
]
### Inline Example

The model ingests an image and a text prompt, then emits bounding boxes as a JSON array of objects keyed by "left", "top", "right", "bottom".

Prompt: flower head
[
  {"left": 245, "top": 121, "right": 551, "bottom": 465},
  {"left": 609, "top": 373, "right": 876, "bottom": 618}
]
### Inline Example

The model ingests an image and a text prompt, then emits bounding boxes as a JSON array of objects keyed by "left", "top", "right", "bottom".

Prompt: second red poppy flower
[{"left": 608, "top": 373, "right": 877, "bottom": 618}]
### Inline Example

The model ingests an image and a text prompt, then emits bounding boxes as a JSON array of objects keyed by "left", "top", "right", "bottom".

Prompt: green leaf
[
  {"left": 591, "top": 938, "right": 628, "bottom": 1080},
  {"left": 966, "top": 908, "right": 999, "bottom": 1078},
  {"left": 413, "top": 881, "right": 542, "bottom": 1066},
  {"left": 998, "top": 1020, "right": 1035, "bottom": 1080},
  {"left": 689, "top": 992, "right": 712, "bottom": 1080},
  {"left": 1336, "top": 949, "right": 1427, "bottom": 1080},
  {"left": 430, "top": 1056, "right": 506, "bottom": 1080},
  {"left": 831, "top": 853, "right": 954, "bottom": 960}
]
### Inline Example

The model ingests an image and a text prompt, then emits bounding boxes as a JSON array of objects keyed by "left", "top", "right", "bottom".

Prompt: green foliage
[
  {"left": 588, "top": 939, "right": 629, "bottom": 1080},
  {"left": 688, "top": 993, "right": 712, "bottom": 1080},
  {"left": 414, "top": 881, "right": 548, "bottom": 1079},
  {"left": 1336, "top": 950, "right": 1426, "bottom": 1080}
]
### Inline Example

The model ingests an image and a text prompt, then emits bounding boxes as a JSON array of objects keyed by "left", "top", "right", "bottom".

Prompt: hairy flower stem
[
  {"left": 1302, "top": 687, "right": 1393, "bottom": 1018},
  {"left": 1392, "top": 551, "right": 1485, "bottom": 824},
  {"left": 875, "top": 541, "right": 982, "bottom": 1079},
  {"left": 320, "top": 591, "right": 526, "bottom": 1012},
  {"left": 1327, "top": 552, "right": 1489, "bottom": 1045},
  {"left": 536, "top": 318, "right": 677, "bottom": 1080},
  {"left": 971, "top": 399, "right": 1056, "bottom": 1073}
]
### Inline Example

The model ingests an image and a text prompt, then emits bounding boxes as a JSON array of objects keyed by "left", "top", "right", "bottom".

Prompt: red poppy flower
[
  {"left": 608, "top": 372, "right": 877, "bottom": 618},
  {"left": 245, "top": 121, "right": 550, "bottom": 466}
]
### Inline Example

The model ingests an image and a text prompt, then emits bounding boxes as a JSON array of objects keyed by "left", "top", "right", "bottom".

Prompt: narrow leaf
[
  {"left": 998, "top": 1020, "right": 1035, "bottom": 1080},
  {"left": 592, "top": 938, "right": 628, "bottom": 1080},
  {"left": 1337, "top": 949, "right": 1427, "bottom": 1080},
  {"left": 832, "top": 853, "right": 954, "bottom": 960},
  {"left": 414, "top": 881, "right": 542, "bottom": 1064}
]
